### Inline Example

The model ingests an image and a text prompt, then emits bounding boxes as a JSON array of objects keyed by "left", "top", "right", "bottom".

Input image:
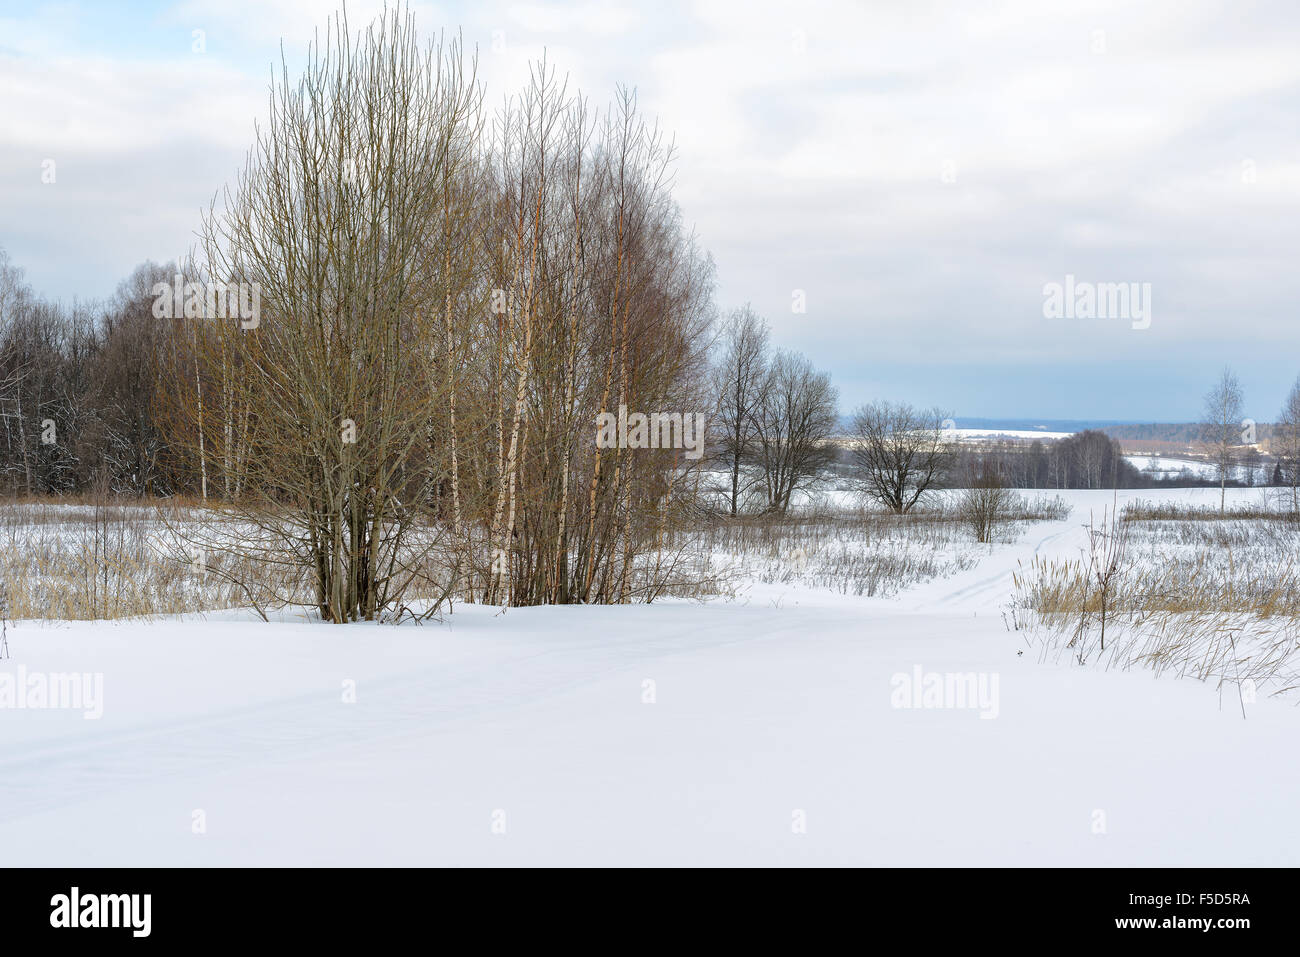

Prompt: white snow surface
[
  {"left": 1126, "top": 454, "right": 1269, "bottom": 485},
  {"left": 1, "top": 486, "right": 1296, "bottom": 866},
  {"left": 948, "top": 427, "right": 1072, "bottom": 440}
]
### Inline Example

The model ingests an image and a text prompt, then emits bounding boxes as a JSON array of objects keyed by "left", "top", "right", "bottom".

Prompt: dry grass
[
  {"left": 0, "top": 491, "right": 1072, "bottom": 618},
  {"left": 0, "top": 498, "right": 716, "bottom": 620},
  {"left": 1011, "top": 502, "right": 1300, "bottom": 699},
  {"left": 0, "top": 501, "right": 288, "bottom": 620},
  {"left": 0, "top": 498, "right": 446, "bottom": 621},
  {"left": 1120, "top": 498, "right": 1295, "bottom": 523},
  {"left": 691, "top": 495, "right": 1069, "bottom": 598}
]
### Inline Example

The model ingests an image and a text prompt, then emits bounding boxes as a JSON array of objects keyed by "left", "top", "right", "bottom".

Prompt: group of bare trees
[
  {"left": 710, "top": 306, "right": 837, "bottom": 514},
  {"left": 953, "top": 431, "right": 1143, "bottom": 491},
  {"left": 148, "top": 10, "right": 715, "bottom": 620},
  {"left": 0, "top": 250, "right": 173, "bottom": 496}
]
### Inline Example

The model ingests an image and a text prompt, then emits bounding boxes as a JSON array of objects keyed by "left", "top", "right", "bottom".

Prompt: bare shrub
[{"left": 959, "top": 472, "right": 1016, "bottom": 543}]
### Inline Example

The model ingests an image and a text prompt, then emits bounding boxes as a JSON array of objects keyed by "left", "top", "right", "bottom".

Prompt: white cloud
[{"left": 1, "top": 0, "right": 1299, "bottom": 416}]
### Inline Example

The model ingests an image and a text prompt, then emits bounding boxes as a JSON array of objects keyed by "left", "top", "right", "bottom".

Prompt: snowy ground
[
  {"left": 1, "top": 487, "right": 1296, "bottom": 866},
  {"left": 1125, "top": 453, "right": 1269, "bottom": 485},
  {"left": 948, "top": 427, "right": 1072, "bottom": 440}
]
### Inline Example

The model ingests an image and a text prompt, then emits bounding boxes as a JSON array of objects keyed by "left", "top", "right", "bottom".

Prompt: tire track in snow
[
  {"left": 908, "top": 520, "right": 1082, "bottom": 612},
  {"left": 0, "top": 606, "right": 813, "bottom": 820}
]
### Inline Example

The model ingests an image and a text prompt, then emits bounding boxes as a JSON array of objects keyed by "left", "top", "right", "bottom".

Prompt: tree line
[{"left": 0, "top": 249, "right": 172, "bottom": 496}]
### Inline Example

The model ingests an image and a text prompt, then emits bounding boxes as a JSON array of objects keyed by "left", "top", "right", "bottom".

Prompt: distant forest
[
  {"left": 868, "top": 429, "right": 1286, "bottom": 491},
  {"left": 819, "top": 430, "right": 1273, "bottom": 492}
]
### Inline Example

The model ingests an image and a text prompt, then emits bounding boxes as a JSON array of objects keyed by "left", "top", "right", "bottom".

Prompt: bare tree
[
  {"left": 1202, "top": 366, "right": 1243, "bottom": 514},
  {"left": 465, "top": 79, "right": 714, "bottom": 607},
  {"left": 1276, "top": 376, "right": 1300, "bottom": 512},
  {"left": 749, "top": 350, "right": 837, "bottom": 514},
  {"left": 171, "top": 8, "right": 478, "bottom": 622},
  {"left": 850, "top": 401, "right": 952, "bottom": 513},
  {"left": 712, "top": 304, "right": 768, "bottom": 515}
]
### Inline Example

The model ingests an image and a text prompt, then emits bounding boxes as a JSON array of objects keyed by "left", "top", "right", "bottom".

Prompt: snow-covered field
[
  {"left": 949, "top": 427, "right": 1073, "bottom": 440},
  {"left": 1125, "top": 453, "right": 1269, "bottom": 485},
  {"left": 2, "top": 487, "right": 1297, "bottom": 866}
]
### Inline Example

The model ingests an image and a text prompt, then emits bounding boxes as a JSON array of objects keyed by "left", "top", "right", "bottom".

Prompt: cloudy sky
[{"left": 2, "top": 0, "right": 1298, "bottom": 421}]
